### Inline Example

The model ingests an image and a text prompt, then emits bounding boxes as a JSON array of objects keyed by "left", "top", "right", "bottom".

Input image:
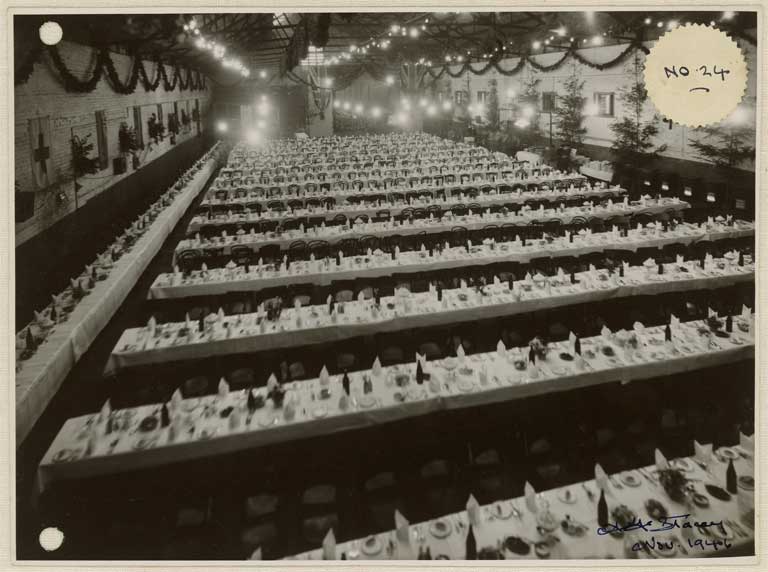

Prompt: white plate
[
  {"left": 429, "top": 519, "right": 452, "bottom": 538},
  {"left": 361, "top": 535, "right": 382, "bottom": 555},
  {"left": 621, "top": 473, "right": 641, "bottom": 487},
  {"left": 671, "top": 457, "right": 692, "bottom": 472},
  {"left": 718, "top": 447, "right": 739, "bottom": 460},
  {"left": 312, "top": 407, "right": 328, "bottom": 419}
]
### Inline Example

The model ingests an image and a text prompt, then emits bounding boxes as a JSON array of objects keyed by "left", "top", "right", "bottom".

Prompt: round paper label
[{"left": 644, "top": 24, "right": 747, "bottom": 127}]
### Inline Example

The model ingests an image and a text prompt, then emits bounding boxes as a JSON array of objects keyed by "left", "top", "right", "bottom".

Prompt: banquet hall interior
[{"left": 14, "top": 10, "right": 757, "bottom": 561}]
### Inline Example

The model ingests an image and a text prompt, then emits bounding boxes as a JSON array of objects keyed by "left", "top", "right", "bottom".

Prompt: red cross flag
[{"left": 28, "top": 116, "right": 55, "bottom": 190}]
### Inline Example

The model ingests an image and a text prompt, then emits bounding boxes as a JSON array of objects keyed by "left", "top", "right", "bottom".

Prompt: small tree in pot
[{"left": 116, "top": 122, "right": 139, "bottom": 173}]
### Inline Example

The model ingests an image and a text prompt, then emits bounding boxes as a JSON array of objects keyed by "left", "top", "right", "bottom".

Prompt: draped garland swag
[{"left": 15, "top": 44, "right": 207, "bottom": 93}]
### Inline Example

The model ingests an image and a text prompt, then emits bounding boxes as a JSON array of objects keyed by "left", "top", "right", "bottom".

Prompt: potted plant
[
  {"left": 71, "top": 134, "right": 100, "bottom": 177},
  {"left": 115, "top": 122, "right": 139, "bottom": 174},
  {"left": 181, "top": 109, "right": 190, "bottom": 132}
]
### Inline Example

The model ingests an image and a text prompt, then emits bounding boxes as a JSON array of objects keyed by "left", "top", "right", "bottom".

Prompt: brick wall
[{"left": 14, "top": 40, "right": 213, "bottom": 245}]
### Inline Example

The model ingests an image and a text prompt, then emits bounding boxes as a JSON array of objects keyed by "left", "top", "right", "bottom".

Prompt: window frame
[{"left": 594, "top": 92, "right": 615, "bottom": 118}]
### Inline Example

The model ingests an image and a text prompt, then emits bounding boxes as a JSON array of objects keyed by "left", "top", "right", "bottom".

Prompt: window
[
  {"left": 542, "top": 92, "right": 557, "bottom": 113},
  {"left": 594, "top": 92, "right": 615, "bottom": 117},
  {"left": 455, "top": 90, "right": 468, "bottom": 105},
  {"left": 301, "top": 45, "right": 325, "bottom": 66},
  {"left": 132, "top": 106, "right": 144, "bottom": 148},
  {"left": 476, "top": 91, "right": 489, "bottom": 103}
]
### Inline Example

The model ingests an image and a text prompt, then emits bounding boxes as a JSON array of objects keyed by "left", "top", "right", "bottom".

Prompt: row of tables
[
  {"left": 40, "top": 316, "right": 754, "bottom": 491},
  {"left": 109, "top": 253, "right": 753, "bottom": 374},
  {"left": 15, "top": 148, "right": 221, "bottom": 447},
  {"left": 152, "top": 222, "right": 755, "bottom": 300},
  {"left": 175, "top": 198, "right": 688, "bottom": 262}
]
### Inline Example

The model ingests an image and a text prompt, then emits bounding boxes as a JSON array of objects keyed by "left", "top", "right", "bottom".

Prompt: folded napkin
[
  {"left": 676, "top": 254, "right": 684, "bottom": 265},
  {"left": 456, "top": 344, "right": 465, "bottom": 359},
  {"left": 595, "top": 463, "right": 608, "bottom": 491},
  {"left": 633, "top": 321, "right": 645, "bottom": 333},
  {"left": 294, "top": 298, "right": 302, "bottom": 310},
  {"left": 622, "top": 261, "right": 630, "bottom": 273},
  {"left": 357, "top": 291, "right": 365, "bottom": 302},
  {"left": 708, "top": 307, "right": 718, "bottom": 319},
  {"left": 637, "top": 223, "right": 642, "bottom": 231},
  {"left": 250, "top": 547, "right": 262, "bottom": 560},
  {"left": 496, "top": 339, "right": 506, "bottom": 356},
  {"left": 147, "top": 316, "right": 157, "bottom": 329},
  {"left": 740, "top": 432, "right": 754, "bottom": 452},
  {"left": 655, "top": 448, "right": 670, "bottom": 470},
  {"left": 372, "top": 357, "right": 382, "bottom": 377},
  {"left": 171, "top": 389, "right": 183, "bottom": 409},
  {"left": 670, "top": 314, "right": 680, "bottom": 327},
  {"left": 493, "top": 275, "right": 501, "bottom": 285},
  {"left": 524, "top": 481, "right": 538, "bottom": 513},
  {"left": 195, "top": 233, "right": 201, "bottom": 241},
  {"left": 267, "top": 373, "right": 278, "bottom": 391},
  {"left": 589, "top": 264, "right": 597, "bottom": 274},
  {"left": 218, "top": 307, "right": 225, "bottom": 320},
  {"left": 100, "top": 399, "right": 112, "bottom": 421},
  {"left": 694, "top": 440, "right": 713, "bottom": 462},
  {"left": 524, "top": 272, "right": 532, "bottom": 282},
  {"left": 319, "top": 365, "right": 330, "bottom": 385},
  {"left": 201, "top": 262, "right": 208, "bottom": 271},
  {"left": 568, "top": 331, "right": 577, "bottom": 349},
  {"left": 250, "top": 227, "right": 256, "bottom": 235},
  {"left": 395, "top": 510, "right": 410, "bottom": 544},
  {"left": 466, "top": 494, "right": 481, "bottom": 526},
  {"left": 218, "top": 378, "right": 229, "bottom": 397},
  {"left": 564, "top": 230, "right": 571, "bottom": 241},
  {"left": 322, "top": 529, "right": 336, "bottom": 560},
  {"left": 742, "top": 305, "right": 752, "bottom": 320},
  {"left": 600, "top": 325, "right": 612, "bottom": 338},
  {"left": 460, "top": 279, "right": 468, "bottom": 289},
  {"left": 70, "top": 277, "right": 80, "bottom": 290}
]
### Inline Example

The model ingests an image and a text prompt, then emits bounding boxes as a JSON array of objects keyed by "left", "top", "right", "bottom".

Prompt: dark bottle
[
  {"left": 374, "top": 289, "right": 381, "bottom": 306},
  {"left": 416, "top": 360, "right": 424, "bottom": 385},
  {"left": 521, "top": 236, "right": 527, "bottom": 247},
  {"left": 247, "top": 389, "right": 257, "bottom": 413},
  {"left": 87, "top": 276, "right": 95, "bottom": 290},
  {"left": 570, "top": 272, "right": 577, "bottom": 285},
  {"left": 363, "top": 376, "right": 373, "bottom": 394},
  {"left": 198, "top": 315, "right": 205, "bottom": 334},
  {"left": 569, "top": 232, "right": 574, "bottom": 243},
  {"left": 244, "top": 262, "right": 250, "bottom": 274},
  {"left": 726, "top": 314, "right": 733, "bottom": 333},
  {"left": 437, "top": 283, "right": 443, "bottom": 302},
  {"left": 665, "top": 323, "right": 672, "bottom": 341},
  {"left": 619, "top": 263, "right": 624, "bottom": 277},
  {"left": 738, "top": 252, "right": 745, "bottom": 267},
  {"left": 597, "top": 489, "right": 609, "bottom": 527},
  {"left": 425, "top": 547, "right": 432, "bottom": 560},
  {"left": 285, "top": 258, "right": 291, "bottom": 270},
  {"left": 726, "top": 459, "right": 737, "bottom": 494},
  {"left": 700, "top": 257, "right": 706, "bottom": 269},
  {"left": 26, "top": 327, "right": 36, "bottom": 352},
  {"left": 342, "top": 370, "right": 351, "bottom": 396},
  {"left": 465, "top": 524, "right": 477, "bottom": 559},
  {"left": 91, "top": 265, "right": 98, "bottom": 280},
  {"left": 161, "top": 402, "right": 170, "bottom": 428},
  {"left": 328, "top": 299, "right": 335, "bottom": 315},
  {"left": 336, "top": 252, "right": 341, "bottom": 266},
  {"left": 658, "top": 263, "right": 664, "bottom": 275},
  {"left": 528, "top": 346, "right": 536, "bottom": 364},
  {"left": 574, "top": 337, "right": 582, "bottom": 355}
]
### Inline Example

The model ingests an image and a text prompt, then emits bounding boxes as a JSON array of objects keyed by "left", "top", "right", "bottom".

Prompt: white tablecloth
[
  {"left": 150, "top": 223, "right": 754, "bottom": 300},
  {"left": 190, "top": 186, "right": 625, "bottom": 232},
  {"left": 201, "top": 174, "right": 588, "bottom": 209},
  {"left": 39, "top": 318, "right": 754, "bottom": 491},
  {"left": 174, "top": 199, "right": 690, "bottom": 263},
  {"left": 288, "top": 451, "right": 754, "bottom": 560},
  {"left": 109, "top": 257, "right": 752, "bottom": 373},
  {"left": 580, "top": 165, "right": 614, "bottom": 183},
  {"left": 15, "top": 159, "right": 218, "bottom": 447}
]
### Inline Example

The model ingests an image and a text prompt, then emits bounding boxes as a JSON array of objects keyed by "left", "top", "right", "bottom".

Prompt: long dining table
[
  {"left": 41, "top": 315, "right": 753, "bottom": 492},
  {"left": 174, "top": 198, "right": 690, "bottom": 264},
  {"left": 201, "top": 173, "right": 588, "bottom": 209},
  {"left": 108, "top": 255, "right": 753, "bottom": 374},
  {"left": 150, "top": 222, "right": 754, "bottom": 300},
  {"left": 14, "top": 154, "right": 219, "bottom": 447},
  {"left": 190, "top": 185, "right": 626, "bottom": 232},
  {"left": 285, "top": 448, "right": 755, "bottom": 560}
]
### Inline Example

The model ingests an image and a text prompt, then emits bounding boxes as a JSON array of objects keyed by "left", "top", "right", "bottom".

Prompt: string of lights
[{"left": 183, "top": 17, "right": 250, "bottom": 77}]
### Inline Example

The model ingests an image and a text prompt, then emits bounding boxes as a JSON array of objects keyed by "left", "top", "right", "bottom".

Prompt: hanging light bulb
[
  {"left": 556, "top": 26, "right": 567, "bottom": 37},
  {"left": 592, "top": 35, "right": 604, "bottom": 45},
  {"left": 409, "top": 27, "right": 419, "bottom": 38},
  {"left": 644, "top": 17, "right": 652, "bottom": 25},
  {"left": 354, "top": 103, "right": 364, "bottom": 114},
  {"left": 333, "top": 100, "right": 341, "bottom": 109},
  {"left": 371, "top": 106, "right": 381, "bottom": 118},
  {"left": 391, "top": 24, "right": 400, "bottom": 33},
  {"left": 385, "top": 75, "right": 395, "bottom": 85},
  {"left": 259, "top": 70, "right": 267, "bottom": 79},
  {"left": 343, "top": 102, "right": 351, "bottom": 110},
  {"left": 532, "top": 40, "right": 541, "bottom": 49},
  {"left": 442, "top": 100, "right": 452, "bottom": 111}
]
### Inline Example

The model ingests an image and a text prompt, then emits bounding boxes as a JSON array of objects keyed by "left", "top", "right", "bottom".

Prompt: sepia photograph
[{"left": 12, "top": 7, "right": 758, "bottom": 562}]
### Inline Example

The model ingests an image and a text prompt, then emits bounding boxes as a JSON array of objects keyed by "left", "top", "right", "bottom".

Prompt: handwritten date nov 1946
[{"left": 596, "top": 514, "right": 734, "bottom": 551}]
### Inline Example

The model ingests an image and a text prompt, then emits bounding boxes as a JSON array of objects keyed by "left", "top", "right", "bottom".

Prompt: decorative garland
[
  {"left": 426, "top": 41, "right": 650, "bottom": 80},
  {"left": 15, "top": 44, "right": 207, "bottom": 93}
]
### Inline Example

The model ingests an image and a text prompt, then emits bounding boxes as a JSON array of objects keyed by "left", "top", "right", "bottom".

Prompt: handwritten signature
[{"left": 597, "top": 513, "right": 722, "bottom": 536}]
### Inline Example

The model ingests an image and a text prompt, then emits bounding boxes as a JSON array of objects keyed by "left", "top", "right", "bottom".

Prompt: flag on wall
[{"left": 28, "top": 116, "right": 55, "bottom": 190}]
